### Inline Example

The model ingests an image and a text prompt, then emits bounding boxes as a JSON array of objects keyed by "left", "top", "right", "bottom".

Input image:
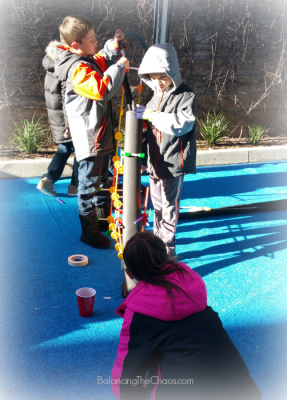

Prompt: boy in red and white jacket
[{"left": 55, "top": 15, "right": 129, "bottom": 248}]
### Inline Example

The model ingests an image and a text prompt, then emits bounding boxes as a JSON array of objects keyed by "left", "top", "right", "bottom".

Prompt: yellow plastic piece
[
  {"left": 109, "top": 186, "right": 116, "bottom": 194},
  {"left": 115, "top": 131, "right": 122, "bottom": 141},
  {"left": 118, "top": 166, "right": 124, "bottom": 174},
  {"left": 118, "top": 252, "right": 124, "bottom": 260},
  {"left": 112, "top": 193, "right": 119, "bottom": 201},
  {"left": 114, "top": 200, "right": 122, "bottom": 209},
  {"left": 114, "top": 161, "right": 121, "bottom": 169},
  {"left": 112, "top": 155, "right": 120, "bottom": 163},
  {"left": 115, "top": 243, "right": 122, "bottom": 252},
  {"left": 107, "top": 216, "right": 114, "bottom": 224},
  {"left": 109, "top": 223, "right": 116, "bottom": 231},
  {"left": 111, "top": 231, "right": 119, "bottom": 240},
  {"left": 118, "top": 107, "right": 124, "bottom": 117}
]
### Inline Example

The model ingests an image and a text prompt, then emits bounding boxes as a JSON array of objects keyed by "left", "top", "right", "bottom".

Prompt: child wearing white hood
[{"left": 134, "top": 43, "right": 196, "bottom": 257}]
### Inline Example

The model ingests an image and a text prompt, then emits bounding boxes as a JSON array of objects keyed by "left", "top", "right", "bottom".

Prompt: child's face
[
  {"left": 71, "top": 28, "right": 97, "bottom": 56},
  {"left": 149, "top": 73, "right": 173, "bottom": 91}
]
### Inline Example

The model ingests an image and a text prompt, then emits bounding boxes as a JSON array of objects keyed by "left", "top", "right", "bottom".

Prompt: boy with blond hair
[{"left": 56, "top": 15, "right": 129, "bottom": 249}]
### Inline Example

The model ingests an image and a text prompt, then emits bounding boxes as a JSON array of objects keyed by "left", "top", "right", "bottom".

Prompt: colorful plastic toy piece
[
  {"left": 107, "top": 216, "right": 114, "bottom": 224},
  {"left": 115, "top": 131, "right": 122, "bottom": 141}
]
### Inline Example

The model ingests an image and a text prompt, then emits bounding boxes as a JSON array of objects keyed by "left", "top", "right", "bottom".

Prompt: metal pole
[
  {"left": 165, "top": 0, "right": 173, "bottom": 43},
  {"left": 160, "top": 0, "right": 169, "bottom": 44},
  {"left": 153, "top": 0, "right": 159, "bottom": 44},
  {"left": 121, "top": 112, "right": 143, "bottom": 295}
]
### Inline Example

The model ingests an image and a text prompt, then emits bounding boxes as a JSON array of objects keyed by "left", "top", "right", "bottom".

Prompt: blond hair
[{"left": 59, "top": 15, "right": 93, "bottom": 46}]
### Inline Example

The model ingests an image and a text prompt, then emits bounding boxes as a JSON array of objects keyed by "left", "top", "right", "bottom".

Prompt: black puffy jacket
[{"left": 42, "top": 41, "right": 71, "bottom": 144}]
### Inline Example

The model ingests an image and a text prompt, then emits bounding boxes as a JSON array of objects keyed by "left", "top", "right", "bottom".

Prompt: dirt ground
[{"left": 0, "top": 136, "right": 286, "bottom": 161}]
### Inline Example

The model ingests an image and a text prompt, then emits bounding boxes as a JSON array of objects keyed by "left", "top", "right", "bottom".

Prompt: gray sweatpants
[{"left": 150, "top": 175, "right": 184, "bottom": 256}]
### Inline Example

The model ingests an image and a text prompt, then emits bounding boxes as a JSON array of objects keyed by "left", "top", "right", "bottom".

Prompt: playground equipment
[{"left": 101, "top": 55, "right": 147, "bottom": 296}]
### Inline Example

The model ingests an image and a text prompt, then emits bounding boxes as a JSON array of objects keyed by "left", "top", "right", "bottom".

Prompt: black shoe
[
  {"left": 79, "top": 214, "right": 111, "bottom": 248},
  {"left": 95, "top": 204, "right": 110, "bottom": 232},
  {"left": 98, "top": 219, "right": 109, "bottom": 232}
]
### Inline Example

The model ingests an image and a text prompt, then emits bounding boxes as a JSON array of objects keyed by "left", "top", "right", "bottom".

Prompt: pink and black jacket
[{"left": 111, "top": 263, "right": 261, "bottom": 400}]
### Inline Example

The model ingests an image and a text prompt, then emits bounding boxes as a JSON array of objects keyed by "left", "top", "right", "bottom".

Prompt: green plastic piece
[
  {"left": 106, "top": 230, "right": 111, "bottom": 236},
  {"left": 97, "top": 216, "right": 99, "bottom": 222},
  {"left": 97, "top": 187, "right": 101, "bottom": 192},
  {"left": 138, "top": 153, "right": 145, "bottom": 158}
]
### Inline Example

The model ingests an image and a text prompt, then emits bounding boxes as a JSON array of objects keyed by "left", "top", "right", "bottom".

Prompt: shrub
[
  {"left": 118, "top": 128, "right": 125, "bottom": 148},
  {"left": 197, "top": 111, "right": 230, "bottom": 147},
  {"left": 11, "top": 113, "right": 50, "bottom": 154},
  {"left": 247, "top": 124, "right": 268, "bottom": 146}
]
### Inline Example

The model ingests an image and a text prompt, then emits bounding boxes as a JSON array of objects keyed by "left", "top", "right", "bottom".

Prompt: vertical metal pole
[
  {"left": 153, "top": 0, "right": 159, "bottom": 44},
  {"left": 121, "top": 112, "right": 143, "bottom": 295},
  {"left": 165, "top": 0, "right": 173, "bottom": 44},
  {"left": 160, "top": 0, "right": 169, "bottom": 44}
]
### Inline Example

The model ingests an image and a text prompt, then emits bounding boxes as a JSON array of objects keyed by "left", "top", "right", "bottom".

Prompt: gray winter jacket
[
  {"left": 55, "top": 41, "right": 125, "bottom": 162},
  {"left": 138, "top": 43, "right": 196, "bottom": 179},
  {"left": 42, "top": 41, "right": 71, "bottom": 144}
]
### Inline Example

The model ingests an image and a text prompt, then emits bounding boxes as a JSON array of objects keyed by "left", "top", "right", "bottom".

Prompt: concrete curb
[
  {"left": 0, "top": 157, "right": 75, "bottom": 179},
  {"left": 0, "top": 146, "right": 286, "bottom": 179},
  {"left": 196, "top": 145, "right": 287, "bottom": 166}
]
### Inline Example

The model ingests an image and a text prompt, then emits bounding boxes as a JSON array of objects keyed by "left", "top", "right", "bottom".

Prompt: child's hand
[
  {"left": 134, "top": 105, "right": 154, "bottom": 122},
  {"left": 134, "top": 105, "right": 146, "bottom": 119},
  {"left": 114, "top": 29, "right": 125, "bottom": 46},
  {"left": 118, "top": 57, "right": 130, "bottom": 70},
  {"left": 63, "top": 128, "right": 71, "bottom": 139}
]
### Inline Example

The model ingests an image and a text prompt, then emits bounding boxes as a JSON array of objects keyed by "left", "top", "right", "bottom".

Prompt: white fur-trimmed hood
[{"left": 45, "top": 40, "right": 62, "bottom": 61}]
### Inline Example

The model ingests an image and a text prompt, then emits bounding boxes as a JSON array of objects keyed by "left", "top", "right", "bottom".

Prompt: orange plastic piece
[
  {"left": 107, "top": 216, "right": 114, "bottom": 224},
  {"left": 136, "top": 83, "right": 142, "bottom": 93},
  {"left": 112, "top": 155, "right": 120, "bottom": 163},
  {"left": 115, "top": 131, "right": 122, "bottom": 141}
]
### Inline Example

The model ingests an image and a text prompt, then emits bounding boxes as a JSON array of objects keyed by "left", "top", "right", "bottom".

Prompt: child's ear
[
  {"left": 125, "top": 268, "right": 134, "bottom": 280},
  {"left": 71, "top": 42, "right": 79, "bottom": 51}
]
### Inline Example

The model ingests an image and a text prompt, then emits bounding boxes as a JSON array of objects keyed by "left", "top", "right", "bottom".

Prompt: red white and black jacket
[
  {"left": 55, "top": 40, "right": 125, "bottom": 162},
  {"left": 111, "top": 263, "right": 262, "bottom": 400}
]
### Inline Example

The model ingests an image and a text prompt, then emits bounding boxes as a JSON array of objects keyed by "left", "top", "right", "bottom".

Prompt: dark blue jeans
[
  {"left": 43, "top": 142, "right": 79, "bottom": 186},
  {"left": 78, "top": 154, "right": 111, "bottom": 216}
]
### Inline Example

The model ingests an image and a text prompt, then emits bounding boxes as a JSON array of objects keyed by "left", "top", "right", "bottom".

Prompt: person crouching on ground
[
  {"left": 111, "top": 232, "right": 262, "bottom": 400},
  {"left": 55, "top": 15, "right": 129, "bottom": 249}
]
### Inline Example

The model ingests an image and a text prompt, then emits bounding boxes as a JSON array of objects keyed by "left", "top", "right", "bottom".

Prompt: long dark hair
[{"left": 123, "top": 232, "right": 192, "bottom": 306}]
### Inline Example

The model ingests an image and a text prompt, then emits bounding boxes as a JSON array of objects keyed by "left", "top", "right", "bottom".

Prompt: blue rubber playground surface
[{"left": 0, "top": 160, "right": 287, "bottom": 400}]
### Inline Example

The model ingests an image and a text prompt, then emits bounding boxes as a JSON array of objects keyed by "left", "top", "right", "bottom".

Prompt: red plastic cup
[{"left": 76, "top": 287, "right": 96, "bottom": 317}]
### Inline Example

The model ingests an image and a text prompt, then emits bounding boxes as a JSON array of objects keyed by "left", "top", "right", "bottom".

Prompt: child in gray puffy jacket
[
  {"left": 134, "top": 43, "right": 196, "bottom": 257},
  {"left": 37, "top": 40, "right": 79, "bottom": 197}
]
